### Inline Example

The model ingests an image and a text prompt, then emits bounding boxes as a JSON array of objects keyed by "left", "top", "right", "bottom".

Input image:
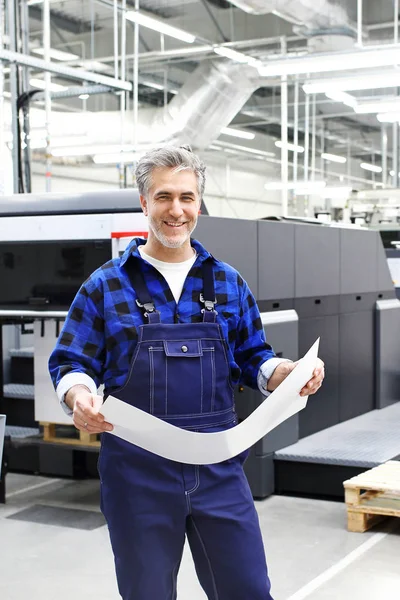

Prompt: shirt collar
[{"left": 120, "top": 236, "right": 213, "bottom": 267}]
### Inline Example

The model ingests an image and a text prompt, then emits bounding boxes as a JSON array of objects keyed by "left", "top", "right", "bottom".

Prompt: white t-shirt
[{"left": 138, "top": 246, "right": 197, "bottom": 303}]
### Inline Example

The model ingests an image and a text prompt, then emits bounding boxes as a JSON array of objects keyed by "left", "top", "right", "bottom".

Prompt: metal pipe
[
  {"left": 0, "top": 48, "right": 132, "bottom": 91},
  {"left": 7, "top": 0, "right": 19, "bottom": 193},
  {"left": 395, "top": 0, "right": 399, "bottom": 45},
  {"left": 293, "top": 76, "right": 299, "bottom": 187},
  {"left": 33, "top": 84, "right": 114, "bottom": 101},
  {"left": 357, "top": 0, "right": 363, "bottom": 46},
  {"left": 91, "top": 0, "right": 95, "bottom": 62},
  {"left": 43, "top": 0, "right": 52, "bottom": 192},
  {"left": 0, "top": 0, "right": 5, "bottom": 195},
  {"left": 133, "top": 0, "right": 139, "bottom": 150},
  {"left": 280, "top": 37, "right": 288, "bottom": 218},
  {"left": 114, "top": 0, "right": 119, "bottom": 80},
  {"left": 381, "top": 124, "right": 388, "bottom": 186},
  {"left": 311, "top": 94, "right": 317, "bottom": 182},
  {"left": 119, "top": 0, "right": 126, "bottom": 188},
  {"left": 393, "top": 123, "right": 398, "bottom": 188},
  {"left": 304, "top": 94, "right": 310, "bottom": 184},
  {"left": 20, "top": 0, "right": 31, "bottom": 193}
]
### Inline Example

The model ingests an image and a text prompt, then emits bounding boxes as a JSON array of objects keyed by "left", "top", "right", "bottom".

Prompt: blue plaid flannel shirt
[{"left": 49, "top": 237, "right": 276, "bottom": 397}]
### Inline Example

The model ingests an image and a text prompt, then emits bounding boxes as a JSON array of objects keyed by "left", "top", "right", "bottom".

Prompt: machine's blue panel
[
  {"left": 257, "top": 221, "right": 295, "bottom": 301},
  {"left": 295, "top": 224, "right": 340, "bottom": 297},
  {"left": 195, "top": 215, "right": 258, "bottom": 294}
]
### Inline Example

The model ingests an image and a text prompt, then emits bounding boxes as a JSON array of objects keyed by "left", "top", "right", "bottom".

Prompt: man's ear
[{"left": 140, "top": 195, "right": 148, "bottom": 216}]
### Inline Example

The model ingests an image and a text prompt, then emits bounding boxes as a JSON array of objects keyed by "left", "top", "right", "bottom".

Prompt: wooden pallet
[
  {"left": 40, "top": 422, "right": 100, "bottom": 448},
  {"left": 344, "top": 461, "right": 400, "bottom": 533}
]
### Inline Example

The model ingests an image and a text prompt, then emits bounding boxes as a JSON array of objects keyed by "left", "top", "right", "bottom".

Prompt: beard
[{"left": 148, "top": 214, "right": 198, "bottom": 248}]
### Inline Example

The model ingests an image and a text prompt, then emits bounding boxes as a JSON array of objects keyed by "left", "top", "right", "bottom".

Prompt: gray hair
[{"left": 135, "top": 144, "right": 206, "bottom": 200}]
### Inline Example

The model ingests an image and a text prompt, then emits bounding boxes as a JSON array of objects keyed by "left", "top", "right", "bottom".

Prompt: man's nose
[{"left": 169, "top": 198, "right": 184, "bottom": 218}]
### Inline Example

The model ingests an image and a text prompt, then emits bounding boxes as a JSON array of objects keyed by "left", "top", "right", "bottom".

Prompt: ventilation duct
[{"left": 226, "top": 0, "right": 353, "bottom": 32}]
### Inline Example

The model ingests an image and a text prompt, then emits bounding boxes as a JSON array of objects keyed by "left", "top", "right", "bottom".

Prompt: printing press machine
[{"left": 1, "top": 189, "right": 400, "bottom": 503}]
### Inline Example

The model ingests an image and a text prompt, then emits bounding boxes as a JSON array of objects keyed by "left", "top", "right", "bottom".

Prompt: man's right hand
[{"left": 65, "top": 385, "right": 114, "bottom": 434}]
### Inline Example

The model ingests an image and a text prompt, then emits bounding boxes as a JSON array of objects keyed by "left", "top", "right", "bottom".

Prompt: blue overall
[{"left": 98, "top": 258, "right": 273, "bottom": 600}]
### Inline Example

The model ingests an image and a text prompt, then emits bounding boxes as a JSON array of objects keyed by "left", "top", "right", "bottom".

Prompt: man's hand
[
  {"left": 267, "top": 359, "right": 325, "bottom": 397},
  {"left": 65, "top": 385, "right": 113, "bottom": 434}
]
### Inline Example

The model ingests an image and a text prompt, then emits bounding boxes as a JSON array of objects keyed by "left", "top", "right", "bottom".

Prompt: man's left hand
[{"left": 267, "top": 358, "right": 325, "bottom": 396}]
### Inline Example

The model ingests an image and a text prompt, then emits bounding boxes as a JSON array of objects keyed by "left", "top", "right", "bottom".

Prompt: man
[{"left": 49, "top": 145, "right": 324, "bottom": 600}]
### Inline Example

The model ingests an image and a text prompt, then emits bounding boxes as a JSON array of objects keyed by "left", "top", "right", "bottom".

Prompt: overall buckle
[
  {"left": 136, "top": 298, "right": 156, "bottom": 315},
  {"left": 199, "top": 293, "right": 217, "bottom": 312}
]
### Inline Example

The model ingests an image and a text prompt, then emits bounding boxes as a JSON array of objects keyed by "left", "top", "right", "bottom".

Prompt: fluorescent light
[
  {"left": 30, "top": 78, "right": 67, "bottom": 92},
  {"left": 325, "top": 90, "right": 357, "bottom": 109},
  {"left": 321, "top": 152, "right": 347, "bottom": 164},
  {"left": 265, "top": 181, "right": 326, "bottom": 191},
  {"left": 142, "top": 80, "right": 164, "bottom": 91},
  {"left": 52, "top": 144, "right": 134, "bottom": 157},
  {"left": 125, "top": 11, "right": 195, "bottom": 44},
  {"left": 304, "top": 72, "right": 400, "bottom": 94},
  {"left": 216, "top": 141, "right": 275, "bottom": 158},
  {"left": 214, "top": 46, "right": 250, "bottom": 63},
  {"left": 275, "top": 140, "right": 304, "bottom": 153},
  {"left": 360, "top": 162, "right": 383, "bottom": 173},
  {"left": 93, "top": 152, "right": 143, "bottom": 164},
  {"left": 220, "top": 127, "right": 255, "bottom": 140},
  {"left": 355, "top": 99, "right": 400, "bottom": 114},
  {"left": 377, "top": 112, "right": 400, "bottom": 123},
  {"left": 32, "top": 47, "right": 80, "bottom": 62},
  {"left": 259, "top": 46, "right": 400, "bottom": 78},
  {"left": 213, "top": 46, "right": 260, "bottom": 68},
  {"left": 322, "top": 186, "right": 352, "bottom": 198},
  {"left": 78, "top": 60, "right": 111, "bottom": 73},
  {"left": 79, "top": 94, "right": 89, "bottom": 100}
]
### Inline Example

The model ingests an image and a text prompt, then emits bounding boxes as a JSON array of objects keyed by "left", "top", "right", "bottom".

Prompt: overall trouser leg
[
  {"left": 100, "top": 441, "right": 188, "bottom": 600},
  {"left": 186, "top": 460, "right": 274, "bottom": 600}
]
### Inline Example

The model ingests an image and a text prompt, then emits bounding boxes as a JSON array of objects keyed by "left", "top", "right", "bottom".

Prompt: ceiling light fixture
[
  {"left": 355, "top": 99, "right": 400, "bottom": 114},
  {"left": 125, "top": 11, "right": 196, "bottom": 44},
  {"left": 275, "top": 140, "right": 305, "bottom": 153},
  {"left": 141, "top": 80, "right": 164, "bottom": 91},
  {"left": 303, "top": 72, "right": 400, "bottom": 94},
  {"left": 220, "top": 126, "right": 255, "bottom": 140},
  {"left": 325, "top": 90, "right": 357, "bottom": 109},
  {"left": 93, "top": 152, "right": 143, "bottom": 164},
  {"left": 216, "top": 141, "right": 275, "bottom": 158},
  {"left": 259, "top": 45, "right": 400, "bottom": 78},
  {"left": 32, "top": 47, "right": 80, "bottom": 62},
  {"left": 360, "top": 162, "right": 383, "bottom": 173},
  {"left": 213, "top": 46, "right": 259, "bottom": 67},
  {"left": 377, "top": 112, "right": 400, "bottom": 123},
  {"left": 79, "top": 94, "right": 89, "bottom": 100},
  {"left": 321, "top": 152, "right": 347, "bottom": 164}
]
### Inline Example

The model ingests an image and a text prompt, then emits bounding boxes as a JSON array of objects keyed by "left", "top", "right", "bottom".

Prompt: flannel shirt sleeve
[
  {"left": 48, "top": 279, "right": 106, "bottom": 397},
  {"left": 233, "top": 278, "right": 276, "bottom": 390}
]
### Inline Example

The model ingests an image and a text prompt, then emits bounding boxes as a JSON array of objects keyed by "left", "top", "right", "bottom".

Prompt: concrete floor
[{"left": 0, "top": 473, "right": 399, "bottom": 600}]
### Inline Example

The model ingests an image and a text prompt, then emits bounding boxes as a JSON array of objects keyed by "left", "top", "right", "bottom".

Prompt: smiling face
[{"left": 140, "top": 166, "right": 201, "bottom": 253}]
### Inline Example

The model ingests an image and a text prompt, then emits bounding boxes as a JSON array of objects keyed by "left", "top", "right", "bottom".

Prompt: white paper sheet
[{"left": 100, "top": 339, "right": 320, "bottom": 465}]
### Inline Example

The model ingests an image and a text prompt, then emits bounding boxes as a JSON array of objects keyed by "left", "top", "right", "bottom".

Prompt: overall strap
[
  {"left": 123, "top": 259, "right": 161, "bottom": 324},
  {"left": 200, "top": 259, "right": 217, "bottom": 323}
]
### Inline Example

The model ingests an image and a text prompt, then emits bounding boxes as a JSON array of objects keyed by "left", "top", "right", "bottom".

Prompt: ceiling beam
[{"left": 29, "top": 6, "right": 100, "bottom": 35}]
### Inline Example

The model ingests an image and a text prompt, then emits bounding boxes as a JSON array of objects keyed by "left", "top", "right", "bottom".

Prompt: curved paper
[{"left": 100, "top": 339, "right": 319, "bottom": 465}]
